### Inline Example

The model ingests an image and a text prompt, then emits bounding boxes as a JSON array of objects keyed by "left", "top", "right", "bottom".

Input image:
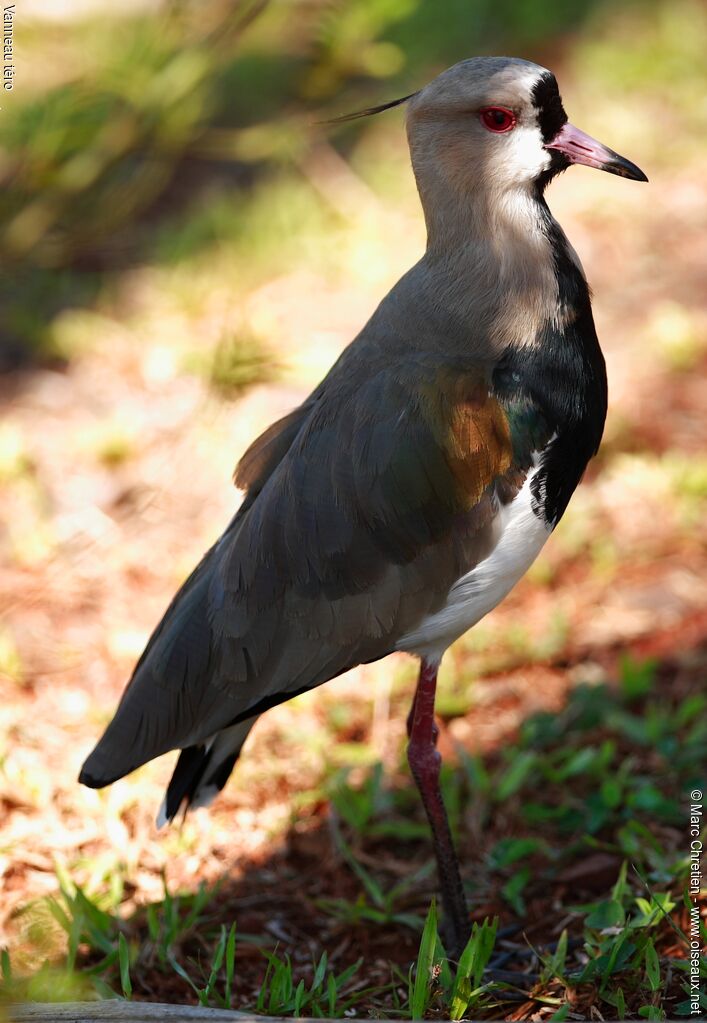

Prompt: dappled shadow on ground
[{"left": 68, "top": 639, "right": 706, "bottom": 1020}]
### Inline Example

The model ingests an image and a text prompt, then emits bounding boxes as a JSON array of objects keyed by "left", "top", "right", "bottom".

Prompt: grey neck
[{"left": 386, "top": 180, "right": 564, "bottom": 359}]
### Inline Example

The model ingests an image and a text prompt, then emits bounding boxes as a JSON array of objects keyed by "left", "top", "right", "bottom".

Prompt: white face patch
[
  {"left": 502, "top": 123, "right": 552, "bottom": 184},
  {"left": 477, "top": 67, "right": 556, "bottom": 189}
]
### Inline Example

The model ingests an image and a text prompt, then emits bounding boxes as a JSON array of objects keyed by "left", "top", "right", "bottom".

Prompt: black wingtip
[
  {"left": 78, "top": 767, "right": 108, "bottom": 789},
  {"left": 79, "top": 761, "right": 131, "bottom": 789}
]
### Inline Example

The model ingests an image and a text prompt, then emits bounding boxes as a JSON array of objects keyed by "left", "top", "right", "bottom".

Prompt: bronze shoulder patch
[{"left": 417, "top": 371, "right": 514, "bottom": 508}]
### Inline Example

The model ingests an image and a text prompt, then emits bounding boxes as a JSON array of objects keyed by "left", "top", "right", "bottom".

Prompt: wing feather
[{"left": 80, "top": 348, "right": 527, "bottom": 788}]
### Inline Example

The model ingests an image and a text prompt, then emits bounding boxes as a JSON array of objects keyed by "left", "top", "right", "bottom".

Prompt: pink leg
[{"left": 407, "top": 658, "right": 469, "bottom": 954}]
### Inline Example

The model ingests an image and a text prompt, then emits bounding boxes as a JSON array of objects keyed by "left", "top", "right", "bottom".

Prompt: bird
[{"left": 80, "top": 56, "right": 647, "bottom": 954}]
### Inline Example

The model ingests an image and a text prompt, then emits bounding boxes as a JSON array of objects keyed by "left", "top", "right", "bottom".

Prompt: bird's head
[{"left": 404, "top": 56, "right": 647, "bottom": 205}]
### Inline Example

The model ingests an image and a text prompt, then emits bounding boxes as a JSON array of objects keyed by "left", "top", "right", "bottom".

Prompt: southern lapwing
[{"left": 80, "top": 57, "right": 646, "bottom": 952}]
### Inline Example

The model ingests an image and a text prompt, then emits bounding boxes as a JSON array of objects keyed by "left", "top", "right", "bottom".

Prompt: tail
[{"left": 156, "top": 717, "right": 257, "bottom": 827}]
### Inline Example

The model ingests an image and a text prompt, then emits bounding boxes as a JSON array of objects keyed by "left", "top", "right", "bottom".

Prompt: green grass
[
  {"left": 404, "top": 901, "right": 497, "bottom": 1020},
  {"left": 2, "top": 655, "right": 704, "bottom": 1018},
  {"left": 182, "top": 331, "right": 275, "bottom": 400}
]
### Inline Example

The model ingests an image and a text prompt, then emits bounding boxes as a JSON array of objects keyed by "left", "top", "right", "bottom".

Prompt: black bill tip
[{"left": 602, "top": 154, "right": 649, "bottom": 183}]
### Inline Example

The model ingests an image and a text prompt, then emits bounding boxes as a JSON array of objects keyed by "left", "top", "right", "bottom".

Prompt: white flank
[{"left": 396, "top": 466, "right": 551, "bottom": 662}]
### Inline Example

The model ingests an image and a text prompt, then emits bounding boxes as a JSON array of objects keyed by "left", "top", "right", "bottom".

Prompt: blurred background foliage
[{"left": 2, "top": 0, "right": 704, "bottom": 371}]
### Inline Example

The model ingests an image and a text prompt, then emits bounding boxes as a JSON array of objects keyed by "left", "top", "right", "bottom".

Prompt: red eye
[{"left": 480, "top": 106, "right": 516, "bottom": 133}]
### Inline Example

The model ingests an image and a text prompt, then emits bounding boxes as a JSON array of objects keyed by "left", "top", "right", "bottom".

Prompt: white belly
[{"left": 396, "top": 466, "right": 552, "bottom": 662}]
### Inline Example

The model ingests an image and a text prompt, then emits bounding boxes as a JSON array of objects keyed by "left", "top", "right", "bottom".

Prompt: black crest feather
[{"left": 323, "top": 92, "right": 417, "bottom": 125}]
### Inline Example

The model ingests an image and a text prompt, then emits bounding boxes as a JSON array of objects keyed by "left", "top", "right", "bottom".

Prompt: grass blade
[
  {"left": 410, "top": 898, "right": 438, "bottom": 1020},
  {"left": 118, "top": 932, "right": 132, "bottom": 999},
  {"left": 449, "top": 917, "right": 498, "bottom": 1020},
  {"left": 224, "top": 921, "right": 237, "bottom": 1007}
]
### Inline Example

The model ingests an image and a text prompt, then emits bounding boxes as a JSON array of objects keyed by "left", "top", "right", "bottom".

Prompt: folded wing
[{"left": 80, "top": 350, "right": 530, "bottom": 790}]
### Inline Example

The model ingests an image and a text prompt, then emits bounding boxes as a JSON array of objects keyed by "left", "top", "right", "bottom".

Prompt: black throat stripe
[{"left": 531, "top": 71, "right": 567, "bottom": 143}]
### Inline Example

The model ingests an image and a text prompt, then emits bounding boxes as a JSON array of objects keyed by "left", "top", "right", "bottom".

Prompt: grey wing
[{"left": 79, "top": 360, "right": 511, "bottom": 789}]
